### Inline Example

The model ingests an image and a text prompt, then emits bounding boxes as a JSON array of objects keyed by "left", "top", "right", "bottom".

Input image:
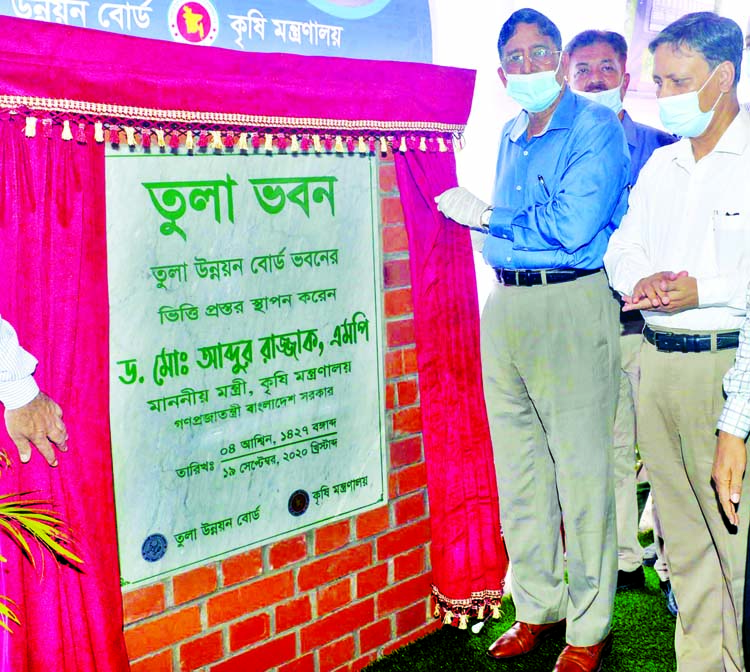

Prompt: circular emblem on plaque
[
  {"left": 288, "top": 489, "right": 310, "bottom": 517},
  {"left": 141, "top": 533, "right": 168, "bottom": 562},
  {"left": 305, "top": 0, "right": 392, "bottom": 19},
  {"left": 168, "top": 0, "right": 219, "bottom": 45}
]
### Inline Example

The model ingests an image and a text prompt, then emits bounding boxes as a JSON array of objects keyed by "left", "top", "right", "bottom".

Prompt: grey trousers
[{"left": 480, "top": 270, "right": 620, "bottom": 646}]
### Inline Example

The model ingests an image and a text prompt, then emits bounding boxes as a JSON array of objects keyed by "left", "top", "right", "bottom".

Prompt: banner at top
[{"left": 0, "top": 0, "right": 433, "bottom": 63}]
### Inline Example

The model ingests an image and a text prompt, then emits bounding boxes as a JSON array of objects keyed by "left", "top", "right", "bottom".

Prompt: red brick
[
  {"left": 270, "top": 535, "right": 307, "bottom": 569},
  {"left": 383, "top": 225, "right": 409, "bottom": 254},
  {"left": 301, "top": 599, "right": 375, "bottom": 652},
  {"left": 385, "top": 350, "right": 404, "bottom": 379},
  {"left": 357, "top": 563, "right": 389, "bottom": 599},
  {"left": 396, "top": 379, "right": 418, "bottom": 406},
  {"left": 207, "top": 571, "right": 294, "bottom": 626},
  {"left": 403, "top": 347, "right": 418, "bottom": 374},
  {"left": 385, "top": 382, "right": 395, "bottom": 410},
  {"left": 377, "top": 520, "right": 431, "bottom": 560},
  {"left": 319, "top": 636, "right": 356, "bottom": 672},
  {"left": 381, "top": 197, "right": 405, "bottom": 225},
  {"left": 279, "top": 653, "right": 316, "bottom": 672},
  {"left": 315, "top": 520, "right": 350, "bottom": 555},
  {"left": 130, "top": 650, "right": 173, "bottom": 672},
  {"left": 382, "top": 620, "right": 441, "bottom": 656},
  {"left": 395, "top": 462, "right": 428, "bottom": 494},
  {"left": 229, "top": 612, "right": 271, "bottom": 651},
  {"left": 123, "top": 583, "right": 166, "bottom": 625},
  {"left": 393, "top": 492, "right": 426, "bottom": 526},
  {"left": 389, "top": 437, "right": 422, "bottom": 468},
  {"left": 124, "top": 606, "right": 202, "bottom": 660},
  {"left": 386, "top": 319, "right": 415, "bottom": 348},
  {"left": 360, "top": 618, "right": 392, "bottom": 653},
  {"left": 352, "top": 653, "right": 377, "bottom": 671},
  {"left": 173, "top": 565, "right": 217, "bottom": 605},
  {"left": 356, "top": 506, "right": 389, "bottom": 539},
  {"left": 388, "top": 472, "right": 398, "bottom": 499},
  {"left": 298, "top": 544, "right": 372, "bottom": 592},
  {"left": 222, "top": 548, "right": 263, "bottom": 587},
  {"left": 392, "top": 406, "right": 422, "bottom": 435},
  {"left": 210, "top": 634, "right": 296, "bottom": 672},
  {"left": 276, "top": 595, "right": 313, "bottom": 632},
  {"left": 394, "top": 547, "right": 426, "bottom": 582},
  {"left": 377, "top": 574, "right": 432, "bottom": 616},
  {"left": 383, "top": 259, "right": 411, "bottom": 288},
  {"left": 396, "top": 599, "right": 430, "bottom": 636},
  {"left": 318, "top": 578, "right": 352, "bottom": 616},
  {"left": 384, "top": 288, "right": 413, "bottom": 318},
  {"left": 180, "top": 631, "right": 223, "bottom": 671},
  {"left": 379, "top": 163, "right": 398, "bottom": 193}
]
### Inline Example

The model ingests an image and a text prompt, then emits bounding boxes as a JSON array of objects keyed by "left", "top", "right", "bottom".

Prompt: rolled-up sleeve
[{"left": 0, "top": 315, "right": 39, "bottom": 410}]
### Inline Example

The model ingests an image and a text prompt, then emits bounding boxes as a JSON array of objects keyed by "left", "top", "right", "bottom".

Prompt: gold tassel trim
[
  {"left": 61, "top": 120, "right": 73, "bottom": 141},
  {"left": 24, "top": 116, "right": 37, "bottom": 138}
]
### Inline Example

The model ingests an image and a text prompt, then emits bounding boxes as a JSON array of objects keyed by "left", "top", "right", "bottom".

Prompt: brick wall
[{"left": 121, "top": 152, "right": 440, "bottom": 671}]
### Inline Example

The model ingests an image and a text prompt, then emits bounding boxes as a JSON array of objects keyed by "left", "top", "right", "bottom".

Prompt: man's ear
[
  {"left": 621, "top": 72, "right": 631, "bottom": 99},
  {"left": 498, "top": 66, "right": 508, "bottom": 88},
  {"left": 717, "top": 60, "right": 735, "bottom": 92}
]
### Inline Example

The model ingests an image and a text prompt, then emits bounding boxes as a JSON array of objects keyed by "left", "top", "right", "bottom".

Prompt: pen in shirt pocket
[{"left": 537, "top": 174, "right": 550, "bottom": 198}]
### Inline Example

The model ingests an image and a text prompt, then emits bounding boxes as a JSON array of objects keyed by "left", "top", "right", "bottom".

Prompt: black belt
[
  {"left": 643, "top": 325, "right": 739, "bottom": 353},
  {"left": 494, "top": 268, "right": 600, "bottom": 287}
]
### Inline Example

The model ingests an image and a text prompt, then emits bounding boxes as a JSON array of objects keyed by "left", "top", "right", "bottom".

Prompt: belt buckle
[
  {"left": 517, "top": 270, "right": 532, "bottom": 287},
  {"left": 653, "top": 332, "right": 670, "bottom": 352}
]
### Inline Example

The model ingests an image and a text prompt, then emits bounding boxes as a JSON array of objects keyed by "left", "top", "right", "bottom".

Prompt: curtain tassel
[
  {"left": 442, "top": 610, "right": 454, "bottom": 626},
  {"left": 108, "top": 126, "right": 120, "bottom": 144},
  {"left": 458, "top": 613, "right": 469, "bottom": 630},
  {"left": 197, "top": 131, "right": 209, "bottom": 149},
  {"left": 251, "top": 133, "right": 262, "bottom": 150},
  {"left": 300, "top": 135, "right": 312, "bottom": 152},
  {"left": 211, "top": 130, "right": 223, "bottom": 150},
  {"left": 185, "top": 130, "right": 194, "bottom": 150},
  {"left": 61, "top": 120, "right": 73, "bottom": 141},
  {"left": 264, "top": 133, "right": 274, "bottom": 152},
  {"left": 24, "top": 116, "right": 37, "bottom": 138},
  {"left": 419, "top": 136, "right": 427, "bottom": 152},
  {"left": 358, "top": 136, "right": 367, "bottom": 154},
  {"left": 125, "top": 126, "right": 136, "bottom": 147},
  {"left": 379, "top": 136, "right": 388, "bottom": 154},
  {"left": 141, "top": 129, "right": 151, "bottom": 149},
  {"left": 224, "top": 131, "right": 235, "bottom": 149},
  {"left": 276, "top": 133, "right": 289, "bottom": 151},
  {"left": 94, "top": 121, "right": 105, "bottom": 143},
  {"left": 368, "top": 136, "right": 376, "bottom": 153},
  {"left": 313, "top": 134, "right": 322, "bottom": 153},
  {"left": 438, "top": 136, "right": 448, "bottom": 152},
  {"left": 290, "top": 134, "right": 300, "bottom": 153},
  {"left": 333, "top": 135, "right": 344, "bottom": 153},
  {"left": 491, "top": 604, "right": 502, "bottom": 619},
  {"left": 169, "top": 132, "right": 180, "bottom": 150},
  {"left": 76, "top": 122, "right": 87, "bottom": 144},
  {"left": 477, "top": 605, "right": 485, "bottom": 621},
  {"left": 433, "top": 603, "right": 441, "bottom": 619},
  {"left": 155, "top": 129, "right": 166, "bottom": 148},
  {"left": 238, "top": 132, "right": 249, "bottom": 151},
  {"left": 323, "top": 135, "right": 334, "bottom": 152},
  {"left": 398, "top": 136, "right": 407, "bottom": 153}
]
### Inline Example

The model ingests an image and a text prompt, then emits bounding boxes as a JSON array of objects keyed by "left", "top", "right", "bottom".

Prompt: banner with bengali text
[
  {"left": 0, "top": 0, "right": 432, "bottom": 63},
  {"left": 105, "top": 151, "right": 385, "bottom": 585}
]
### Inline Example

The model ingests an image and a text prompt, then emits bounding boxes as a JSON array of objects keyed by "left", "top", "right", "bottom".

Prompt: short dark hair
[
  {"left": 497, "top": 8, "right": 562, "bottom": 60},
  {"left": 648, "top": 12, "right": 742, "bottom": 85},
  {"left": 564, "top": 30, "right": 628, "bottom": 67}
]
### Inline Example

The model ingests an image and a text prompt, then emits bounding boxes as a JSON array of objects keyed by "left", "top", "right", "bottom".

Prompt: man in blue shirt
[
  {"left": 565, "top": 29, "right": 677, "bottom": 610},
  {"left": 436, "top": 8, "right": 629, "bottom": 672}
]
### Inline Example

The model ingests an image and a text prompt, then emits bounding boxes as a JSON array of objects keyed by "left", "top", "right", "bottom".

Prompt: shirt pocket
[{"left": 714, "top": 210, "right": 750, "bottom": 271}]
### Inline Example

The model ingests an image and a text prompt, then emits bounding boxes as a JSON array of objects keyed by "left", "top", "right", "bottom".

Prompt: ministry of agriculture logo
[{"left": 168, "top": 0, "right": 219, "bottom": 45}]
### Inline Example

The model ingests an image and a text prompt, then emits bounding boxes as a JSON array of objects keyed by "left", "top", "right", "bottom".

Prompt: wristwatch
[{"left": 480, "top": 206, "right": 493, "bottom": 229}]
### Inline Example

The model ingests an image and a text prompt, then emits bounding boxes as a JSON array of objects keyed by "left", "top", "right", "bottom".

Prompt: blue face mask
[
  {"left": 503, "top": 56, "right": 563, "bottom": 113},
  {"left": 657, "top": 66, "right": 722, "bottom": 137}
]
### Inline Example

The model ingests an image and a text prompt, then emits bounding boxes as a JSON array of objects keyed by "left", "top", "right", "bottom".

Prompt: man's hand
[
  {"left": 712, "top": 430, "right": 747, "bottom": 526},
  {"left": 4, "top": 392, "right": 68, "bottom": 467},
  {"left": 622, "top": 270, "right": 695, "bottom": 312},
  {"left": 435, "top": 187, "right": 489, "bottom": 229}
]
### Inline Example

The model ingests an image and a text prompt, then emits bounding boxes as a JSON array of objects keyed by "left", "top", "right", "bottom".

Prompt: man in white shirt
[
  {"left": 603, "top": 12, "right": 749, "bottom": 672},
  {"left": 0, "top": 315, "right": 68, "bottom": 467}
]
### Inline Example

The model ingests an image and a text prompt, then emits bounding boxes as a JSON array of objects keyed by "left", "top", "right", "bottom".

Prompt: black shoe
[
  {"left": 659, "top": 580, "right": 678, "bottom": 616},
  {"left": 617, "top": 565, "right": 645, "bottom": 591}
]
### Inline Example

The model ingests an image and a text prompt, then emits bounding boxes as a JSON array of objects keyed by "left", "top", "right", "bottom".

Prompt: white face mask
[
  {"left": 575, "top": 79, "right": 624, "bottom": 116},
  {"left": 657, "top": 66, "right": 722, "bottom": 138}
]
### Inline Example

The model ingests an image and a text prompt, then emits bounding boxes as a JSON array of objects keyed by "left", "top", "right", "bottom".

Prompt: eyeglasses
[{"left": 502, "top": 47, "right": 560, "bottom": 73}]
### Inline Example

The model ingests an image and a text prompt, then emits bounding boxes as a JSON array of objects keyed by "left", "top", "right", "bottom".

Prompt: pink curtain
[
  {"left": 0, "top": 116, "right": 129, "bottom": 671},
  {"left": 395, "top": 151, "right": 506, "bottom": 621}
]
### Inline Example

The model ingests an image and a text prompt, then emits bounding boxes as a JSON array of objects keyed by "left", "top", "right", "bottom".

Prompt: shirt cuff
[
  {"left": 717, "top": 397, "right": 750, "bottom": 439},
  {"left": 488, "top": 206, "right": 515, "bottom": 242},
  {"left": 0, "top": 375, "right": 40, "bottom": 410}
]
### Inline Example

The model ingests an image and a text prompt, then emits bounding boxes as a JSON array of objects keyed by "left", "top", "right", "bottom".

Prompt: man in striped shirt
[{"left": 0, "top": 315, "right": 68, "bottom": 467}]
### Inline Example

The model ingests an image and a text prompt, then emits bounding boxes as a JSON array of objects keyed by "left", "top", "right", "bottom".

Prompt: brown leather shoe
[
  {"left": 487, "top": 620, "right": 565, "bottom": 659},
  {"left": 552, "top": 633, "right": 613, "bottom": 671}
]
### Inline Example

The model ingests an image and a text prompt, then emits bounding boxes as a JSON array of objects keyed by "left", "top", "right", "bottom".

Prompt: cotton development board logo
[{"left": 168, "top": 0, "right": 219, "bottom": 45}]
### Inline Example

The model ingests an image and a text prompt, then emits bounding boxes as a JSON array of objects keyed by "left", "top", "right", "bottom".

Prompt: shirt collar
[
  {"left": 673, "top": 106, "right": 750, "bottom": 169},
  {"left": 508, "top": 84, "right": 575, "bottom": 142}
]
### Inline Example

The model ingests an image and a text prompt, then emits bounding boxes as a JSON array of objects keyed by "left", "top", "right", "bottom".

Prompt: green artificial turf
[{"left": 364, "top": 567, "right": 676, "bottom": 671}]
